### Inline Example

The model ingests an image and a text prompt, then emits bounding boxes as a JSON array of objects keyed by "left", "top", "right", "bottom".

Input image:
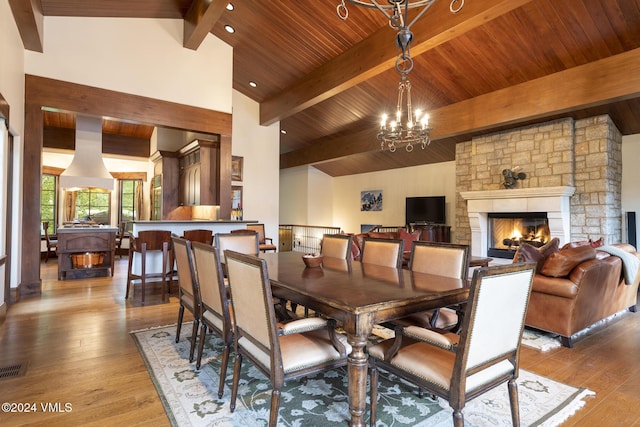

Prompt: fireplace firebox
[{"left": 488, "top": 212, "right": 550, "bottom": 259}]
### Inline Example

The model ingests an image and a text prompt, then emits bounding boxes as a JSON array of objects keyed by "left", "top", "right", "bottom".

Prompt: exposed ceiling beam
[
  {"left": 260, "top": 0, "right": 533, "bottom": 126},
  {"left": 281, "top": 48, "right": 640, "bottom": 169},
  {"left": 183, "top": 0, "right": 227, "bottom": 50},
  {"left": 8, "top": 0, "right": 44, "bottom": 52}
]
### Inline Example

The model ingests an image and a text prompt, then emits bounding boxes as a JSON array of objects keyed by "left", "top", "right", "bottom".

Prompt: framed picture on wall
[
  {"left": 231, "top": 185, "right": 243, "bottom": 209},
  {"left": 232, "top": 156, "right": 244, "bottom": 181},
  {"left": 361, "top": 190, "right": 383, "bottom": 211}
]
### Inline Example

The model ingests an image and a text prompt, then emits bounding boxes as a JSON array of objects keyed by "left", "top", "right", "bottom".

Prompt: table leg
[{"left": 346, "top": 332, "right": 369, "bottom": 427}]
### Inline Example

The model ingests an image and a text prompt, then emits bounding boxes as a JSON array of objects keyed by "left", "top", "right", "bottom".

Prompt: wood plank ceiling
[{"left": 9, "top": 0, "right": 640, "bottom": 176}]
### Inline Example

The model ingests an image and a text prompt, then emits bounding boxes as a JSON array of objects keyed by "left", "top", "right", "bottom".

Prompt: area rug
[{"left": 131, "top": 323, "right": 594, "bottom": 427}]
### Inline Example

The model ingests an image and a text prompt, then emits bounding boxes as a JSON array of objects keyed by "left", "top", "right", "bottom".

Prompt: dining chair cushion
[
  {"left": 368, "top": 338, "right": 514, "bottom": 392},
  {"left": 411, "top": 244, "right": 468, "bottom": 278},
  {"left": 280, "top": 329, "right": 351, "bottom": 373},
  {"left": 278, "top": 317, "right": 328, "bottom": 335}
]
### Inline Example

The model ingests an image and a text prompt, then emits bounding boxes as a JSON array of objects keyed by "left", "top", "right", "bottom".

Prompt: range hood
[{"left": 59, "top": 114, "right": 115, "bottom": 191}]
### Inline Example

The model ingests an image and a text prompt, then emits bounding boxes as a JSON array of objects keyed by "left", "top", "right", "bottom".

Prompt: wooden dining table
[{"left": 260, "top": 251, "right": 469, "bottom": 427}]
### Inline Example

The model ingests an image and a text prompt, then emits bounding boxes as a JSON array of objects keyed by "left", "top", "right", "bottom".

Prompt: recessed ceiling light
[
  {"left": 281, "top": 130, "right": 287, "bottom": 135},
  {"left": 226, "top": 3, "right": 234, "bottom": 11},
  {"left": 224, "top": 25, "right": 235, "bottom": 34},
  {"left": 249, "top": 81, "right": 257, "bottom": 88}
]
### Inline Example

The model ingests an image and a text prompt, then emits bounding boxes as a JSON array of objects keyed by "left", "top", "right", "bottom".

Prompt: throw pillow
[
  {"left": 540, "top": 245, "right": 597, "bottom": 277},
  {"left": 562, "top": 237, "right": 604, "bottom": 250},
  {"left": 397, "top": 228, "right": 420, "bottom": 253},
  {"left": 513, "top": 237, "right": 560, "bottom": 273}
]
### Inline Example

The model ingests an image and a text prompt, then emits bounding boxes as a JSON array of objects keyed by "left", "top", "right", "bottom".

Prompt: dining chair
[
  {"left": 191, "top": 241, "right": 234, "bottom": 397},
  {"left": 396, "top": 241, "right": 471, "bottom": 331},
  {"left": 172, "top": 237, "right": 201, "bottom": 363},
  {"left": 360, "top": 237, "right": 404, "bottom": 269},
  {"left": 320, "top": 233, "right": 353, "bottom": 259},
  {"left": 368, "top": 262, "right": 536, "bottom": 427},
  {"left": 214, "top": 232, "right": 260, "bottom": 269},
  {"left": 126, "top": 230, "right": 172, "bottom": 305},
  {"left": 42, "top": 221, "right": 57, "bottom": 263},
  {"left": 246, "top": 223, "right": 277, "bottom": 252},
  {"left": 224, "top": 250, "right": 351, "bottom": 427},
  {"left": 182, "top": 228, "right": 213, "bottom": 245}
]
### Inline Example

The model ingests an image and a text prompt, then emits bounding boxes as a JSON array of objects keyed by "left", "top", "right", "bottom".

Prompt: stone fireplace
[
  {"left": 454, "top": 115, "right": 623, "bottom": 255},
  {"left": 460, "top": 186, "right": 574, "bottom": 258}
]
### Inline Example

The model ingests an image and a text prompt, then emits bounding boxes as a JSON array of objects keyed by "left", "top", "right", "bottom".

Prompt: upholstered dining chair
[
  {"left": 42, "top": 221, "right": 57, "bottom": 263},
  {"left": 172, "top": 237, "right": 201, "bottom": 363},
  {"left": 191, "top": 241, "right": 234, "bottom": 397},
  {"left": 182, "top": 228, "right": 213, "bottom": 245},
  {"left": 368, "top": 262, "right": 536, "bottom": 427},
  {"left": 395, "top": 242, "right": 471, "bottom": 331},
  {"left": 214, "top": 232, "right": 259, "bottom": 270},
  {"left": 246, "top": 223, "right": 277, "bottom": 252},
  {"left": 224, "top": 250, "right": 351, "bottom": 427},
  {"left": 360, "top": 237, "right": 404, "bottom": 269},
  {"left": 320, "top": 233, "right": 353, "bottom": 259},
  {"left": 126, "top": 229, "right": 172, "bottom": 305}
]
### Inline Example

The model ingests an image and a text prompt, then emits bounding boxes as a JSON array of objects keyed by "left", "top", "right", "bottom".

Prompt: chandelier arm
[{"left": 406, "top": 1, "right": 438, "bottom": 29}]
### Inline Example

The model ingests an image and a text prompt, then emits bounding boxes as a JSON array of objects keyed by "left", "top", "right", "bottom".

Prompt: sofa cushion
[
  {"left": 562, "top": 238, "right": 604, "bottom": 250},
  {"left": 513, "top": 237, "right": 560, "bottom": 273},
  {"left": 540, "top": 245, "right": 597, "bottom": 277},
  {"left": 368, "top": 231, "right": 397, "bottom": 239},
  {"left": 398, "top": 228, "right": 421, "bottom": 253}
]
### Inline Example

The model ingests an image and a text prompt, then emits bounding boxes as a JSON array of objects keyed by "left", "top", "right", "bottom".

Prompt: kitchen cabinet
[
  {"left": 150, "top": 151, "right": 179, "bottom": 220},
  {"left": 179, "top": 139, "right": 220, "bottom": 206}
]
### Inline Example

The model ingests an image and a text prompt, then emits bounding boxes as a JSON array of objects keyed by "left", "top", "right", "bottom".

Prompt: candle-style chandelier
[{"left": 337, "top": 0, "right": 464, "bottom": 152}]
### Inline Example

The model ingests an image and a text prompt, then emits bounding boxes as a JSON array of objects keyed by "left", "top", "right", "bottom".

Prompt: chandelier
[{"left": 337, "top": 0, "right": 464, "bottom": 152}]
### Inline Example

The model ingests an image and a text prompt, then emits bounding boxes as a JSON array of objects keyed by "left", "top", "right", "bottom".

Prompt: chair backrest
[
  {"left": 183, "top": 229, "right": 214, "bottom": 245},
  {"left": 117, "top": 221, "right": 127, "bottom": 237},
  {"left": 43, "top": 221, "right": 53, "bottom": 242},
  {"left": 224, "top": 250, "right": 279, "bottom": 372},
  {"left": 246, "top": 223, "right": 267, "bottom": 244},
  {"left": 360, "top": 237, "right": 404, "bottom": 268},
  {"left": 172, "top": 237, "right": 200, "bottom": 310},
  {"left": 452, "top": 263, "right": 535, "bottom": 386},
  {"left": 321, "top": 234, "right": 353, "bottom": 259},
  {"left": 134, "top": 230, "right": 172, "bottom": 252},
  {"left": 191, "top": 241, "right": 230, "bottom": 330},
  {"left": 214, "top": 232, "right": 260, "bottom": 262},
  {"left": 409, "top": 241, "right": 471, "bottom": 280}
]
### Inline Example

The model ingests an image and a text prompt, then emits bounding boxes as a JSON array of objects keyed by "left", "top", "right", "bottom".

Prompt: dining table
[{"left": 260, "top": 251, "right": 469, "bottom": 427}]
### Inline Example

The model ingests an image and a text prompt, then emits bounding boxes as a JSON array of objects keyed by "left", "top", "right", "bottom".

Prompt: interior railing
[{"left": 279, "top": 224, "right": 342, "bottom": 253}]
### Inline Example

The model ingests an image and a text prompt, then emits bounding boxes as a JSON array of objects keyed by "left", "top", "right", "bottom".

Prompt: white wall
[
  {"left": 622, "top": 134, "right": 640, "bottom": 244},
  {"left": 25, "top": 18, "right": 232, "bottom": 113},
  {"left": 231, "top": 90, "right": 280, "bottom": 246},
  {"left": 0, "top": 0, "right": 27, "bottom": 298},
  {"left": 280, "top": 161, "right": 457, "bottom": 235}
]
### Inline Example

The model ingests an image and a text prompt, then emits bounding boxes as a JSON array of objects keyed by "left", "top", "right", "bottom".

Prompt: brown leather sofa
[{"left": 524, "top": 242, "right": 640, "bottom": 347}]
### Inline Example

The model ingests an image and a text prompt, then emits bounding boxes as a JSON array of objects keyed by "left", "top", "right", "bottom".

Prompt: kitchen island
[
  {"left": 57, "top": 226, "right": 118, "bottom": 280},
  {"left": 131, "top": 220, "right": 256, "bottom": 237}
]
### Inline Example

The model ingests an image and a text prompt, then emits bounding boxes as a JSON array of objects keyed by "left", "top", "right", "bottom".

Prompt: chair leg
[
  {"left": 126, "top": 253, "right": 134, "bottom": 300},
  {"left": 370, "top": 364, "right": 379, "bottom": 427},
  {"left": 452, "top": 410, "right": 464, "bottom": 427},
  {"left": 176, "top": 305, "right": 185, "bottom": 343},
  {"left": 218, "top": 340, "right": 231, "bottom": 398},
  {"left": 230, "top": 353, "right": 243, "bottom": 412},
  {"left": 189, "top": 319, "right": 199, "bottom": 362},
  {"left": 269, "top": 389, "right": 282, "bottom": 427},
  {"left": 196, "top": 323, "right": 207, "bottom": 370},
  {"left": 508, "top": 378, "right": 521, "bottom": 427}
]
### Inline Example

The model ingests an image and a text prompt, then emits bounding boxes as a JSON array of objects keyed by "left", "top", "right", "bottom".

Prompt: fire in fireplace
[{"left": 488, "top": 212, "right": 550, "bottom": 259}]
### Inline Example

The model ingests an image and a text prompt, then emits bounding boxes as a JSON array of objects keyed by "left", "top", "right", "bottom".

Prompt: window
[
  {"left": 119, "top": 179, "right": 141, "bottom": 232},
  {"left": 41, "top": 174, "right": 57, "bottom": 235},
  {"left": 75, "top": 188, "right": 110, "bottom": 224}
]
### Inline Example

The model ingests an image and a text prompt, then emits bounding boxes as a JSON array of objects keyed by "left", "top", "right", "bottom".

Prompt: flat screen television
[{"left": 406, "top": 196, "right": 446, "bottom": 225}]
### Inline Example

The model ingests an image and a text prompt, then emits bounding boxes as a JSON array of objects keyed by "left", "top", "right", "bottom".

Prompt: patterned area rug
[{"left": 131, "top": 323, "right": 594, "bottom": 427}]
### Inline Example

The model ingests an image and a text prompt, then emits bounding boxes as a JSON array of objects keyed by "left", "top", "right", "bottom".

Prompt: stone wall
[{"left": 455, "top": 115, "right": 622, "bottom": 245}]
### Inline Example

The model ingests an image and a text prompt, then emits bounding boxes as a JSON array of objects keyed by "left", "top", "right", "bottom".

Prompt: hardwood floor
[{"left": 1, "top": 258, "right": 640, "bottom": 426}]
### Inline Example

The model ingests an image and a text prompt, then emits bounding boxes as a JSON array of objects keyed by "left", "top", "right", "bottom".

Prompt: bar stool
[{"left": 126, "top": 230, "right": 172, "bottom": 305}]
